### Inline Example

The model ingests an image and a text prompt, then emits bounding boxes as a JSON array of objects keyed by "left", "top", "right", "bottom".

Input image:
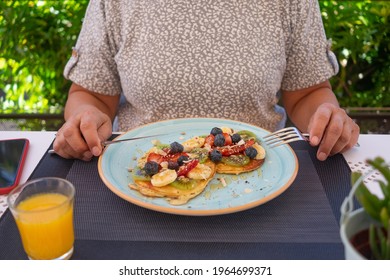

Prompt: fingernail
[
  {"left": 318, "top": 152, "right": 327, "bottom": 161},
  {"left": 311, "top": 136, "right": 319, "bottom": 146},
  {"left": 92, "top": 146, "right": 101, "bottom": 157},
  {"left": 82, "top": 156, "right": 92, "bottom": 162},
  {"left": 83, "top": 151, "right": 93, "bottom": 159}
]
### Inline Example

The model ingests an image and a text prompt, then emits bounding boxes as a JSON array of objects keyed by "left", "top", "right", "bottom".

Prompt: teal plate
[{"left": 98, "top": 118, "right": 298, "bottom": 216}]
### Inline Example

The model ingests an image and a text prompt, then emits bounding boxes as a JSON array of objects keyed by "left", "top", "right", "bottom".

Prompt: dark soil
[{"left": 350, "top": 228, "right": 373, "bottom": 259}]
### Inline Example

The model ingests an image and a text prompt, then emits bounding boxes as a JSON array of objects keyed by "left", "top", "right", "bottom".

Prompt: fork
[
  {"left": 262, "top": 127, "right": 309, "bottom": 148},
  {"left": 263, "top": 126, "right": 361, "bottom": 148}
]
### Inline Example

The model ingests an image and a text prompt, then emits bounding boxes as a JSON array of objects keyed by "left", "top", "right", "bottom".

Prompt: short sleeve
[
  {"left": 63, "top": 0, "right": 121, "bottom": 96},
  {"left": 281, "top": 0, "right": 339, "bottom": 91}
]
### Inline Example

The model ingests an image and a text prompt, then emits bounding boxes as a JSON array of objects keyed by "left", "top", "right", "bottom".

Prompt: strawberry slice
[
  {"left": 147, "top": 152, "right": 189, "bottom": 164},
  {"left": 222, "top": 133, "right": 232, "bottom": 146},
  {"left": 216, "top": 139, "right": 255, "bottom": 156},
  {"left": 204, "top": 134, "right": 215, "bottom": 147},
  {"left": 163, "top": 152, "right": 188, "bottom": 162},
  {"left": 147, "top": 153, "right": 164, "bottom": 164},
  {"left": 177, "top": 159, "right": 199, "bottom": 177}
]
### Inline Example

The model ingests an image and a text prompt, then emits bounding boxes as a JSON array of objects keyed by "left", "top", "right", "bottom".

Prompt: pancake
[
  {"left": 216, "top": 158, "right": 265, "bottom": 175},
  {"left": 205, "top": 128, "right": 267, "bottom": 175},
  {"left": 129, "top": 141, "right": 216, "bottom": 205},
  {"left": 130, "top": 160, "right": 216, "bottom": 205},
  {"left": 128, "top": 127, "right": 266, "bottom": 205}
]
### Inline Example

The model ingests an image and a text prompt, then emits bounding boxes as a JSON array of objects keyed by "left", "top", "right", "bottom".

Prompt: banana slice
[
  {"left": 252, "top": 142, "right": 266, "bottom": 160},
  {"left": 187, "top": 164, "right": 213, "bottom": 180},
  {"left": 221, "top": 126, "right": 233, "bottom": 134},
  {"left": 182, "top": 136, "right": 205, "bottom": 152},
  {"left": 151, "top": 169, "right": 178, "bottom": 187}
]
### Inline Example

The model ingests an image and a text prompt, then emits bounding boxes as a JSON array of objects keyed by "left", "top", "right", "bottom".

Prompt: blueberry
[
  {"left": 143, "top": 161, "right": 159, "bottom": 175},
  {"left": 210, "top": 127, "right": 223, "bottom": 136},
  {"left": 231, "top": 133, "right": 241, "bottom": 144},
  {"left": 214, "top": 134, "right": 225, "bottom": 147},
  {"left": 245, "top": 147, "right": 258, "bottom": 159},
  {"left": 170, "top": 141, "right": 184, "bottom": 153},
  {"left": 168, "top": 161, "right": 179, "bottom": 170},
  {"left": 209, "top": 150, "right": 222, "bottom": 162},
  {"left": 177, "top": 155, "right": 189, "bottom": 166}
]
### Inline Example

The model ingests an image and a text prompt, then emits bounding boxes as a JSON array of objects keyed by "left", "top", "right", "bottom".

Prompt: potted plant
[{"left": 340, "top": 157, "right": 390, "bottom": 259}]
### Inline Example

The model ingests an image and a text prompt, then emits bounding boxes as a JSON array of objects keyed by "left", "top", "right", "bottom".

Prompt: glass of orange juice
[{"left": 7, "top": 177, "right": 75, "bottom": 260}]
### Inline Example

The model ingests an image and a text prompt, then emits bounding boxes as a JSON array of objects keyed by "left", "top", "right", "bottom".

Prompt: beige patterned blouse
[{"left": 64, "top": 0, "right": 338, "bottom": 132}]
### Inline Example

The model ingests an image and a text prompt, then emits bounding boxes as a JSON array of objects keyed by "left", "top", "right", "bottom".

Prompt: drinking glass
[{"left": 7, "top": 177, "right": 75, "bottom": 260}]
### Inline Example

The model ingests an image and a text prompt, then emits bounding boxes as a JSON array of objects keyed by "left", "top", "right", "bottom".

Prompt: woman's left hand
[{"left": 307, "top": 103, "right": 360, "bottom": 161}]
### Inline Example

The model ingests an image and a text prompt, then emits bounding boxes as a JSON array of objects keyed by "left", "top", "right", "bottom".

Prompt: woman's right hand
[
  {"left": 53, "top": 105, "right": 112, "bottom": 161},
  {"left": 53, "top": 83, "right": 120, "bottom": 161}
]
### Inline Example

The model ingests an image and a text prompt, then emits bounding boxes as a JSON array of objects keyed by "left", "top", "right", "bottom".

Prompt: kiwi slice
[
  {"left": 221, "top": 154, "right": 250, "bottom": 166},
  {"left": 190, "top": 148, "right": 209, "bottom": 163},
  {"left": 155, "top": 143, "right": 170, "bottom": 150},
  {"left": 236, "top": 130, "right": 259, "bottom": 142},
  {"left": 170, "top": 178, "right": 197, "bottom": 190},
  {"left": 132, "top": 167, "right": 152, "bottom": 182}
]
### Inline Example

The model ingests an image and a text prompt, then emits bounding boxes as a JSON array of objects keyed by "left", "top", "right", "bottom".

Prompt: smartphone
[{"left": 0, "top": 138, "right": 29, "bottom": 195}]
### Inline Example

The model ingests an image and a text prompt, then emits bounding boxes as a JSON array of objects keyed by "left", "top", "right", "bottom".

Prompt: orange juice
[{"left": 15, "top": 193, "right": 74, "bottom": 260}]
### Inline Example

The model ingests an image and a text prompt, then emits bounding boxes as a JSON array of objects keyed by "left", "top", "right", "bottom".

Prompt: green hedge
[
  {"left": 0, "top": 0, "right": 389, "bottom": 113},
  {"left": 321, "top": 1, "right": 390, "bottom": 107},
  {"left": 0, "top": 0, "right": 88, "bottom": 113}
]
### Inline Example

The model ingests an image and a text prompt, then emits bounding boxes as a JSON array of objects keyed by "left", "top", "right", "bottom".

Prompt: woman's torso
[{"left": 107, "top": 1, "right": 289, "bottom": 131}]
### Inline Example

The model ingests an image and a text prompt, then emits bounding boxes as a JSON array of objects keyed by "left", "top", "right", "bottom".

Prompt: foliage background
[
  {"left": 0, "top": 0, "right": 88, "bottom": 114},
  {"left": 0, "top": 0, "right": 389, "bottom": 114},
  {"left": 321, "top": 1, "right": 390, "bottom": 108}
]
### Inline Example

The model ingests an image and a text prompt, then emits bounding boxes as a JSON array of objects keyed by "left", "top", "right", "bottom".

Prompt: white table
[
  {"left": 0, "top": 131, "right": 56, "bottom": 217},
  {"left": 1, "top": 132, "right": 389, "bottom": 217}
]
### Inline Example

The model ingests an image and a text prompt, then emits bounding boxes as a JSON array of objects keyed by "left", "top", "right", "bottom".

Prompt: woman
[{"left": 53, "top": 0, "right": 359, "bottom": 161}]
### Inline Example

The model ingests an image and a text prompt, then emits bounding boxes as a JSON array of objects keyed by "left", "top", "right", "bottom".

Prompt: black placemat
[{"left": 0, "top": 141, "right": 351, "bottom": 260}]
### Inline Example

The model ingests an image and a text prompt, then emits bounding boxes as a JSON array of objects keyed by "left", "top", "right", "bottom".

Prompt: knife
[
  {"left": 101, "top": 133, "right": 166, "bottom": 146},
  {"left": 48, "top": 133, "right": 166, "bottom": 154}
]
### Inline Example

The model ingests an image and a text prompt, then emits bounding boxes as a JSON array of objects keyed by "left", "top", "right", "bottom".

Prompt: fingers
[
  {"left": 308, "top": 104, "right": 332, "bottom": 147},
  {"left": 316, "top": 108, "right": 346, "bottom": 159},
  {"left": 340, "top": 119, "right": 360, "bottom": 153},
  {"left": 81, "top": 114, "right": 112, "bottom": 157},
  {"left": 308, "top": 103, "right": 359, "bottom": 161},
  {"left": 53, "top": 120, "right": 93, "bottom": 161},
  {"left": 79, "top": 110, "right": 106, "bottom": 156},
  {"left": 52, "top": 109, "right": 112, "bottom": 161}
]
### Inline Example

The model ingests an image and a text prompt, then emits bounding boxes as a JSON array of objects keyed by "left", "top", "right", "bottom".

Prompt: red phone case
[{"left": 0, "top": 138, "right": 29, "bottom": 195}]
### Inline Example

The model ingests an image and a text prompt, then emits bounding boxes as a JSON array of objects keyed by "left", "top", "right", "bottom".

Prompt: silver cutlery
[
  {"left": 48, "top": 133, "right": 166, "bottom": 154},
  {"left": 263, "top": 127, "right": 360, "bottom": 148}
]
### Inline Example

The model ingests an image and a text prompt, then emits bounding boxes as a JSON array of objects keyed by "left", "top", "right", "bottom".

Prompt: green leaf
[
  {"left": 386, "top": 223, "right": 390, "bottom": 260},
  {"left": 379, "top": 180, "right": 390, "bottom": 199},
  {"left": 353, "top": 172, "right": 383, "bottom": 220},
  {"left": 369, "top": 225, "right": 381, "bottom": 260},
  {"left": 380, "top": 207, "right": 390, "bottom": 230},
  {"left": 367, "top": 158, "right": 390, "bottom": 186}
]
